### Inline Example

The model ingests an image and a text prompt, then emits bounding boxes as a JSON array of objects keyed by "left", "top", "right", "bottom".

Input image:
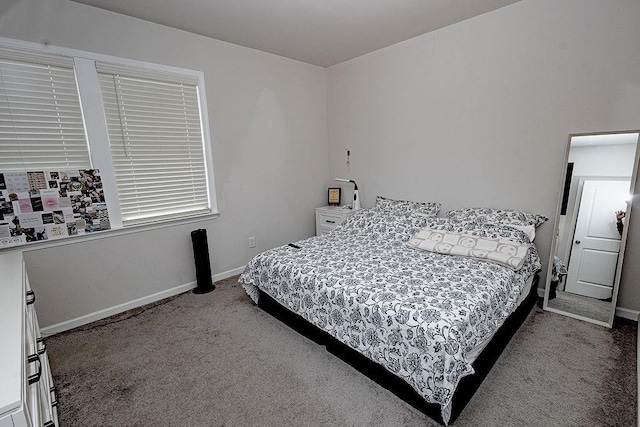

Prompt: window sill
[{"left": 0, "top": 211, "right": 221, "bottom": 254}]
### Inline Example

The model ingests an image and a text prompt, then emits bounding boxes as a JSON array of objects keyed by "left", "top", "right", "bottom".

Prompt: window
[
  {"left": 0, "top": 48, "right": 91, "bottom": 171},
  {"left": 97, "top": 64, "right": 210, "bottom": 226},
  {"left": 0, "top": 39, "right": 216, "bottom": 233}
]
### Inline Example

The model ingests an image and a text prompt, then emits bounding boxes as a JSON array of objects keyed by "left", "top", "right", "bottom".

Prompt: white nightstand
[{"left": 315, "top": 206, "right": 356, "bottom": 235}]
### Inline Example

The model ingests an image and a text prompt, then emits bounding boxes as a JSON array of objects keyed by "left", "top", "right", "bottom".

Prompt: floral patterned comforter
[{"left": 239, "top": 208, "right": 541, "bottom": 424}]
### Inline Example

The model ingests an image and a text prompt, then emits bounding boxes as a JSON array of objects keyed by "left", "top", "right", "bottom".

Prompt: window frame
[{"left": 0, "top": 36, "right": 218, "bottom": 239}]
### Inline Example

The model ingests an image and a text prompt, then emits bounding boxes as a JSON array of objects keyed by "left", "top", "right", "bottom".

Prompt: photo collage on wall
[{"left": 0, "top": 169, "right": 110, "bottom": 248}]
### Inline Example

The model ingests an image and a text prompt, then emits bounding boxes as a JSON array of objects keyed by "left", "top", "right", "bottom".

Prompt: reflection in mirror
[{"left": 544, "top": 131, "right": 640, "bottom": 327}]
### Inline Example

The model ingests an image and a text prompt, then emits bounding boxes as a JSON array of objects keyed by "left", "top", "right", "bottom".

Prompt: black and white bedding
[{"left": 239, "top": 206, "right": 541, "bottom": 424}]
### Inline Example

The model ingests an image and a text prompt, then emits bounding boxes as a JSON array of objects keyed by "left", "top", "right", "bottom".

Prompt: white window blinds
[
  {"left": 0, "top": 48, "right": 91, "bottom": 171},
  {"left": 97, "top": 64, "right": 210, "bottom": 225}
]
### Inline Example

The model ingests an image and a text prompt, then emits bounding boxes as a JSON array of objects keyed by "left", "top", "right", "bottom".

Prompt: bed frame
[{"left": 257, "top": 274, "right": 539, "bottom": 425}]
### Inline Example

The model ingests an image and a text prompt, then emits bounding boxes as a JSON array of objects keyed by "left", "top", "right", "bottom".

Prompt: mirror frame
[{"left": 543, "top": 130, "right": 640, "bottom": 327}]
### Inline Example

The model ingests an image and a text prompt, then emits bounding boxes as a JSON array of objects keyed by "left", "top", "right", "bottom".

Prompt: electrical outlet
[{"left": 249, "top": 236, "right": 256, "bottom": 248}]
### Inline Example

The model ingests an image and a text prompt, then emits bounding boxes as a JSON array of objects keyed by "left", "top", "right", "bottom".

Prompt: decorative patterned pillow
[
  {"left": 445, "top": 207, "right": 547, "bottom": 228},
  {"left": 509, "top": 224, "right": 536, "bottom": 241},
  {"left": 339, "top": 207, "right": 424, "bottom": 241},
  {"left": 375, "top": 196, "right": 441, "bottom": 217},
  {"left": 423, "top": 218, "right": 534, "bottom": 244}
]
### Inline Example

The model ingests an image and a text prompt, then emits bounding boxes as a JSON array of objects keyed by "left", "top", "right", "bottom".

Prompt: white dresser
[
  {"left": 315, "top": 206, "right": 356, "bottom": 235},
  {"left": 0, "top": 252, "right": 58, "bottom": 427}
]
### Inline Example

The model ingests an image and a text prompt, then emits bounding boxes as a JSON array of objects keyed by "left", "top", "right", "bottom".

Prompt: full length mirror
[{"left": 544, "top": 131, "right": 640, "bottom": 327}]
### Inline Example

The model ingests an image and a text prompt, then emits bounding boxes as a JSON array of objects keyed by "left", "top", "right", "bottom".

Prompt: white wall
[
  {"left": 0, "top": 0, "right": 329, "bottom": 328},
  {"left": 569, "top": 144, "right": 637, "bottom": 179},
  {"left": 327, "top": 0, "right": 640, "bottom": 312}
]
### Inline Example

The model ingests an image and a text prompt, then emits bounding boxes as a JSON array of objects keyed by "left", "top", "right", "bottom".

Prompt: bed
[{"left": 239, "top": 199, "right": 544, "bottom": 424}]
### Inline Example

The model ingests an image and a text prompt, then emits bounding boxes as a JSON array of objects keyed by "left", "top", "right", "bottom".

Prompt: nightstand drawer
[
  {"left": 317, "top": 212, "right": 343, "bottom": 228},
  {"left": 315, "top": 206, "right": 356, "bottom": 236}
]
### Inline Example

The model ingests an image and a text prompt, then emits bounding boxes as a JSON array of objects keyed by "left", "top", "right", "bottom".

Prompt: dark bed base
[{"left": 257, "top": 274, "right": 539, "bottom": 425}]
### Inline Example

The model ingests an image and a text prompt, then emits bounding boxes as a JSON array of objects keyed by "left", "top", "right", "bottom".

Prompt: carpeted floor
[
  {"left": 46, "top": 276, "right": 637, "bottom": 427},
  {"left": 547, "top": 290, "right": 611, "bottom": 324}
]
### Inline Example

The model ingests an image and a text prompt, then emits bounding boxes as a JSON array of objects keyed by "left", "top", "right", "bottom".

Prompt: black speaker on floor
[{"left": 191, "top": 229, "right": 215, "bottom": 294}]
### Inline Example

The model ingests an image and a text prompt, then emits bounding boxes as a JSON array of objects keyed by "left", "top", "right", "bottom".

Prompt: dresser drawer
[{"left": 0, "top": 254, "right": 58, "bottom": 427}]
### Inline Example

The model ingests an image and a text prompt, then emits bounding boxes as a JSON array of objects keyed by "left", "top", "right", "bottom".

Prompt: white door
[{"left": 565, "top": 179, "right": 629, "bottom": 299}]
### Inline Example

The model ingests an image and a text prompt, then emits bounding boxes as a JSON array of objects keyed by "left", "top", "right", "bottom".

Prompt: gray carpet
[
  {"left": 547, "top": 290, "right": 612, "bottom": 324},
  {"left": 46, "top": 276, "right": 637, "bottom": 427}
]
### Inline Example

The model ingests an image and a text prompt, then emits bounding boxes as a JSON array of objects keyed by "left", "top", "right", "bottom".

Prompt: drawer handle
[
  {"left": 27, "top": 353, "right": 42, "bottom": 385},
  {"left": 50, "top": 385, "right": 58, "bottom": 407},
  {"left": 325, "top": 220, "right": 336, "bottom": 224},
  {"left": 37, "top": 337, "right": 47, "bottom": 355},
  {"left": 26, "top": 290, "right": 36, "bottom": 305},
  {"left": 43, "top": 422, "right": 55, "bottom": 427}
]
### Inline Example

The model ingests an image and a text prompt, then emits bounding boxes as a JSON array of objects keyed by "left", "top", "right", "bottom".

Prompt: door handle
[
  {"left": 575, "top": 240, "right": 581, "bottom": 244},
  {"left": 27, "top": 353, "right": 42, "bottom": 385}
]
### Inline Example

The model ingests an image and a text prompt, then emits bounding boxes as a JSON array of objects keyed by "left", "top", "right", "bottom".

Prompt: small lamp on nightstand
[{"left": 335, "top": 178, "right": 361, "bottom": 210}]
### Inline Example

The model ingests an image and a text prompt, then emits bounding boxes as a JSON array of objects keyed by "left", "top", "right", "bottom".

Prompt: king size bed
[{"left": 240, "top": 198, "right": 545, "bottom": 424}]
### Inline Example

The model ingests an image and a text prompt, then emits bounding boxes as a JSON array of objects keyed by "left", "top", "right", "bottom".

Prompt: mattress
[{"left": 240, "top": 208, "right": 541, "bottom": 424}]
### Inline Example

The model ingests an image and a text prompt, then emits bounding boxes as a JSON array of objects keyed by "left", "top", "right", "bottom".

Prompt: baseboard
[
  {"left": 41, "top": 265, "right": 245, "bottom": 336},
  {"left": 616, "top": 307, "right": 640, "bottom": 322},
  {"left": 213, "top": 265, "right": 245, "bottom": 282}
]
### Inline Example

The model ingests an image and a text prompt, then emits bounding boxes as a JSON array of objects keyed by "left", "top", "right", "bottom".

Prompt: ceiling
[{"left": 70, "top": 0, "right": 520, "bottom": 67}]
